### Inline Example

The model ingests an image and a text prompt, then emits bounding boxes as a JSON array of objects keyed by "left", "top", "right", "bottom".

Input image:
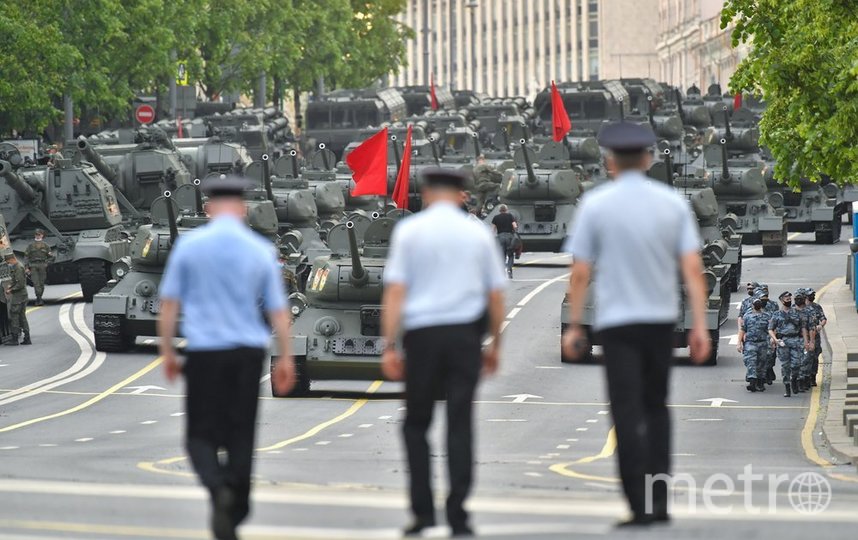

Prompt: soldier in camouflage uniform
[
  {"left": 793, "top": 289, "right": 817, "bottom": 392},
  {"left": 25, "top": 229, "right": 52, "bottom": 306},
  {"left": 806, "top": 287, "right": 826, "bottom": 387},
  {"left": 767, "top": 291, "right": 810, "bottom": 397},
  {"left": 736, "top": 281, "right": 760, "bottom": 334},
  {"left": 4, "top": 253, "right": 31, "bottom": 346},
  {"left": 737, "top": 290, "right": 772, "bottom": 392},
  {"left": 756, "top": 285, "right": 779, "bottom": 385},
  {"left": 472, "top": 155, "right": 503, "bottom": 217}
]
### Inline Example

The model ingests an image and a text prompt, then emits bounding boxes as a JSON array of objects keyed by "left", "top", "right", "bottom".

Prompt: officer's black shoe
[
  {"left": 616, "top": 515, "right": 654, "bottom": 528},
  {"left": 784, "top": 383, "right": 792, "bottom": 398},
  {"left": 811, "top": 377, "right": 818, "bottom": 387},
  {"left": 4, "top": 338, "right": 19, "bottom": 346},
  {"left": 21, "top": 336, "right": 31, "bottom": 345},
  {"left": 746, "top": 378, "right": 758, "bottom": 392},
  {"left": 756, "top": 379, "right": 766, "bottom": 392},
  {"left": 36, "top": 299, "right": 44, "bottom": 306},
  {"left": 211, "top": 486, "right": 237, "bottom": 540},
  {"left": 791, "top": 378, "right": 800, "bottom": 395},
  {"left": 450, "top": 524, "right": 475, "bottom": 537},
  {"left": 402, "top": 518, "right": 436, "bottom": 537}
]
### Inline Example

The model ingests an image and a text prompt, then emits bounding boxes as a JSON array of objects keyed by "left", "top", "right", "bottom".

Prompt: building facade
[
  {"left": 392, "top": 0, "right": 660, "bottom": 98},
  {"left": 655, "top": 0, "right": 749, "bottom": 92}
]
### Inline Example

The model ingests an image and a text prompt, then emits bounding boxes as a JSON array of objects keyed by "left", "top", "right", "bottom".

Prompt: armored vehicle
[
  {"left": 394, "top": 85, "right": 456, "bottom": 115},
  {"left": 175, "top": 138, "right": 253, "bottom": 179},
  {"left": 765, "top": 172, "right": 842, "bottom": 244},
  {"left": 532, "top": 82, "right": 629, "bottom": 137},
  {"left": 0, "top": 151, "right": 129, "bottom": 301},
  {"left": 272, "top": 215, "right": 402, "bottom": 397},
  {"left": 76, "top": 130, "right": 192, "bottom": 213},
  {"left": 560, "top": 187, "right": 733, "bottom": 366},
  {"left": 483, "top": 141, "right": 583, "bottom": 252},
  {"left": 304, "top": 88, "right": 407, "bottom": 158}
]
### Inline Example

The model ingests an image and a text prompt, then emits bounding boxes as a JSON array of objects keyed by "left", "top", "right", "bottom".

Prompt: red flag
[
  {"left": 392, "top": 125, "right": 412, "bottom": 209},
  {"left": 429, "top": 73, "right": 439, "bottom": 111},
  {"left": 551, "top": 81, "right": 572, "bottom": 142},
  {"left": 733, "top": 93, "right": 743, "bottom": 110},
  {"left": 347, "top": 127, "right": 389, "bottom": 197}
]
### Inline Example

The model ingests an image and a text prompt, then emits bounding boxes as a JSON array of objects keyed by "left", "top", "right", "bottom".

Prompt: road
[{"left": 1, "top": 229, "right": 857, "bottom": 540}]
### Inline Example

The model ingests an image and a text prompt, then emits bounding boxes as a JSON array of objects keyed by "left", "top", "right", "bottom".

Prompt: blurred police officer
[
  {"left": 158, "top": 176, "right": 296, "bottom": 540},
  {"left": 4, "top": 252, "right": 31, "bottom": 346},
  {"left": 562, "top": 122, "right": 711, "bottom": 526},
  {"left": 25, "top": 229, "right": 52, "bottom": 306},
  {"left": 806, "top": 287, "right": 826, "bottom": 386},
  {"left": 793, "top": 289, "right": 817, "bottom": 392},
  {"left": 768, "top": 291, "right": 810, "bottom": 397},
  {"left": 738, "top": 290, "right": 772, "bottom": 392},
  {"left": 381, "top": 168, "right": 507, "bottom": 537}
]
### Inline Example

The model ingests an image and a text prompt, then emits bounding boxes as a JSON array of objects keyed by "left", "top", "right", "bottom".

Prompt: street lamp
[{"left": 465, "top": 1, "right": 479, "bottom": 91}]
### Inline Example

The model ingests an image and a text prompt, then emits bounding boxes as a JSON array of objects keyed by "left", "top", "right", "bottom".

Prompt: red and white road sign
[{"left": 135, "top": 104, "right": 155, "bottom": 124}]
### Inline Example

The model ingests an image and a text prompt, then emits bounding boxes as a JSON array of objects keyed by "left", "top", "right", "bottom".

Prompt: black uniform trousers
[
  {"left": 184, "top": 347, "right": 265, "bottom": 525},
  {"left": 402, "top": 322, "right": 482, "bottom": 528},
  {"left": 599, "top": 324, "right": 674, "bottom": 518}
]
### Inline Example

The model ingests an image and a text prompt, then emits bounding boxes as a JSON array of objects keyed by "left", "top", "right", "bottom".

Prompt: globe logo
[{"left": 788, "top": 472, "right": 832, "bottom": 514}]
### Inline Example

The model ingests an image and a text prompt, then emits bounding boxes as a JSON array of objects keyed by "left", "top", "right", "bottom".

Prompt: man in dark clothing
[{"left": 491, "top": 205, "right": 517, "bottom": 278}]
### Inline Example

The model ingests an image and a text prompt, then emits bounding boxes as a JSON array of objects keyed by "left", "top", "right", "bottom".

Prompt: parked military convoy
[{"left": 3, "top": 80, "right": 855, "bottom": 384}]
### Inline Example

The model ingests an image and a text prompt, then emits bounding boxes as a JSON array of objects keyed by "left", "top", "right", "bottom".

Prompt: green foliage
[
  {"left": 722, "top": 0, "right": 858, "bottom": 186},
  {"left": 0, "top": 0, "right": 412, "bottom": 132}
]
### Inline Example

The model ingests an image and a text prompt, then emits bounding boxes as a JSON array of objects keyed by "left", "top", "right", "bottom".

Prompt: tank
[
  {"left": 765, "top": 171, "right": 841, "bottom": 243},
  {"left": 176, "top": 138, "right": 253, "bottom": 179},
  {"left": 76, "top": 129, "right": 192, "bottom": 213},
  {"left": 483, "top": 141, "right": 583, "bottom": 252},
  {"left": 0, "top": 157, "right": 130, "bottom": 301},
  {"left": 271, "top": 214, "right": 403, "bottom": 397}
]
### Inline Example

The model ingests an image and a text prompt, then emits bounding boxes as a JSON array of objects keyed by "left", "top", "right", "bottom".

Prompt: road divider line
[
  {"left": 516, "top": 273, "right": 569, "bottom": 308},
  {"left": 0, "top": 356, "right": 164, "bottom": 434},
  {"left": 138, "top": 380, "right": 384, "bottom": 478}
]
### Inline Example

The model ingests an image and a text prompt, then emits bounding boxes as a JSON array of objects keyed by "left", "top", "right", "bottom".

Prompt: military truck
[
  {"left": 304, "top": 88, "right": 407, "bottom": 158},
  {"left": 0, "top": 150, "right": 130, "bottom": 301},
  {"left": 532, "top": 82, "right": 629, "bottom": 137},
  {"left": 394, "top": 85, "right": 456, "bottom": 115},
  {"left": 272, "top": 215, "right": 401, "bottom": 397},
  {"left": 483, "top": 141, "right": 583, "bottom": 252}
]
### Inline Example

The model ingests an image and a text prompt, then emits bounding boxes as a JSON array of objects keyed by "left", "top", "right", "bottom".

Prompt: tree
[
  {"left": 337, "top": 0, "right": 414, "bottom": 88},
  {"left": 722, "top": 0, "right": 858, "bottom": 186}
]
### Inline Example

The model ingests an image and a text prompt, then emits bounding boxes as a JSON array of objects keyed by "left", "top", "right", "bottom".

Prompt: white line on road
[
  {"left": 597, "top": 411, "right": 609, "bottom": 415},
  {"left": 486, "top": 419, "right": 527, "bottom": 422},
  {"left": 74, "top": 438, "right": 93, "bottom": 443},
  {"left": 358, "top": 424, "right": 373, "bottom": 428},
  {"left": 524, "top": 472, "right": 543, "bottom": 477},
  {"left": 516, "top": 273, "right": 570, "bottom": 308},
  {"left": 586, "top": 419, "right": 598, "bottom": 423},
  {"left": 338, "top": 434, "right": 353, "bottom": 438},
  {"left": 556, "top": 444, "right": 570, "bottom": 449},
  {"left": 378, "top": 415, "right": 392, "bottom": 420},
  {"left": 0, "top": 447, "right": 19, "bottom": 450},
  {"left": 109, "top": 431, "right": 126, "bottom": 435},
  {"left": 505, "top": 307, "right": 521, "bottom": 319},
  {"left": 140, "top": 420, "right": 158, "bottom": 425},
  {"left": 535, "top": 366, "right": 563, "bottom": 369},
  {"left": 566, "top": 438, "right": 579, "bottom": 442},
  {"left": 686, "top": 418, "right": 723, "bottom": 422},
  {"left": 259, "top": 373, "right": 271, "bottom": 384},
  {"left": 576, "top": 427, "right": 588, "bottom": 432},
  {"left": 170, "top": 412, "right": 185, "bottom": 417},
  {"left": 315, "top": 441, "right": 331, "bottom": 446}
]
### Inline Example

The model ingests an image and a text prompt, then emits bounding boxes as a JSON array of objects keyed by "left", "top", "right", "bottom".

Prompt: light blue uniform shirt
[
  {"left": 160, "top": 215, "right": 287, "bottom": 351},
  {"left": 563, "top": 171, "right": 700, "bottom": 331},
  {"left": 384, "top": 201, "right": 507, "bottom": 331}
]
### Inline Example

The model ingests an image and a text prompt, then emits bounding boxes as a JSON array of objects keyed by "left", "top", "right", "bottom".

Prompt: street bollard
[{"left": 852, "top": 202, "right": 858, "bottom": 310}]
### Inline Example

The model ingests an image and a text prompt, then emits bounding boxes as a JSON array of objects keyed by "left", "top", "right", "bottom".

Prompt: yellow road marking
[
  {"left": 25, "top": 291, "right": 82, "bottom": 314},
  {"left": 549, "top": 427, "right": 619, "bottom": 483},
  {"left": 138, "top": 380, "right": 384, "bottom": 478},
  {"left": 0, "top": 519, "right": 206, "bottom": 539},
  {"left": 801, "top": 277, "right": 839, "bottom": 468},
  {"left": 0, "top": 357, "right": 164, "bottom": 433}
]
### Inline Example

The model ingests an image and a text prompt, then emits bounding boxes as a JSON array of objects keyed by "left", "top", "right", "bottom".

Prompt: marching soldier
[
  {"left": 806, "top": 287, "right": 826, "bottom": 386},
  {"left": 25, "top": 229, "right": 52, "bottom": 306},
  {"left": 4, "top": 252, "right": 31, "bottom": 346},
  {"left": 768, "top": 291, "right": 810, "bottom": 397},
  {"left": 756, "top": 285, "right": 779, "bottom": 385},
  {"left": 737, "top": 290, "right": 772, "bottom": 392},
  {"left": 793, "top": 289, "right": 817, "bottom": 392},
  {"left": 737, "top": 281, "right": 760, "bottom": 333}
]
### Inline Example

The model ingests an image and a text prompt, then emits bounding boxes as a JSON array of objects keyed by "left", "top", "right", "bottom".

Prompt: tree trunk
[
  {"left": 293, "top": 90, "right": 302, "bottom": 130},
  {"left": 273, "top": 77, "right": 283, "bottom": 111}
]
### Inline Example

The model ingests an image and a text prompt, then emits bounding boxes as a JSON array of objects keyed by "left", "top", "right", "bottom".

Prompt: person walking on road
[
  {"left": 738, "top": 290, "right": 772, "bottom": 392},
  {"left": 793, "top": 289, "right": 817, "bottom": 392},
  {"left": 381, "top": 168, "right": 507, "bottom": 537},
  {"left": 561, "top": 122, "right": 711, "bottom": 527},
  {"left": 158, "top": 176, "right": 296, "bottom": 540},
  {"left": 736, "top": 281, "right": 760, "bottom": 334},
  {"left": 767, "top": 291, "right": 810, "bottom": 398},
  {"left": 807, "top": 287, "right": 826, "bottom": 386},
  {"left": 491, "top": 204, "right": 518, "bottom": 278},
  {"left": 25, "top": 229, "right": 52, "bottom": 306},
  {"left": 4, "top": 252, "right": 31, "bottom": 346}
]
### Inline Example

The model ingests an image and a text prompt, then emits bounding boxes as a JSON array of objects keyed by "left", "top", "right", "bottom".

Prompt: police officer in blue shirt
[
  {"left": 381, "top": 168, "right": 507, "bottom": 537},
  {"left": 158, "top": 175, "right": 296, "bottom": 540},
  {"left": 562, "top": 122, "right": 711, "bottom": 527}
]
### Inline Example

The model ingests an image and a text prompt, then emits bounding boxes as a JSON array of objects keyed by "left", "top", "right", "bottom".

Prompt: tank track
[
  {"left": 94, "top": 314, "right": 131, "bottom": 353},
  {"left": 78, "top": 259, "right": 109, "bottom": 302}
]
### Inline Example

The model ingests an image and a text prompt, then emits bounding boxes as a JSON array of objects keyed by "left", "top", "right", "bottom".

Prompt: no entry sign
[{"left": 135, "top": 104, "right": 155, "bottom": 124}]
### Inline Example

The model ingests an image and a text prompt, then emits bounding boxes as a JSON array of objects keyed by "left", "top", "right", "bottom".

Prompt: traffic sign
[
  {"left": 176, "top": 61, "right": 189, "bottom": 86},
  {"left": 135, "top": 104, "right": 155, "bottom": 124}
]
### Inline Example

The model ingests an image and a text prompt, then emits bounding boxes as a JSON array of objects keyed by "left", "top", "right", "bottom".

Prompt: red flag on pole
[
  {"left": 392, "top": 125, "right": 412, "bottom": 209},
  {"left": 733, "top": 93, "right": 743, "bottom": 111},
  {"left": 430, "top": 73, "right": 439, "bottom": 111},
  {"left": 347, "top": 127, "right": 389, "bottom": 197},
  {"left": 550, "top": 81, "right": 572, "bottom": 142}
]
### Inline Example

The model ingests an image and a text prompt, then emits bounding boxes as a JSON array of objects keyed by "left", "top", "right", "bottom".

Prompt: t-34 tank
[
  {"left": 483, "top": 140, "right": 582, "bottom": 252},
  {"left": 0, "top": 155, "right": 129, "bottom": 301},
  {"left": 703, "top": 141, "right": 788, "bottom": 257},
  {"left": 764, "top": 170, "right": 842, "bottom": 244},
  {"left": 272, "top": 215, "right": 401, "bottom": 397}
]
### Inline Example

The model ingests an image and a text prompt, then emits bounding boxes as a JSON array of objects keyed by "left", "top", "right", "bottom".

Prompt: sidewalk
[{"left": 819, "top": 274, "right": 858, "bottom": 470}]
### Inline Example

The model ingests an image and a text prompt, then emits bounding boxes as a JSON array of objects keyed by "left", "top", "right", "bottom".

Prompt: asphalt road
[{"left": 1, "top": 228, "right": 858, "bottom": 540}]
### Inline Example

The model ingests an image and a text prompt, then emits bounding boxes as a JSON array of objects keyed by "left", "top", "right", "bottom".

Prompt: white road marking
[
  {"left": 144, "top": 339, "right": 154, "bottom": 345},
  {"left": 170, "top": 412, "right": 185, "bottom": 417},
  {"left": 486, "top": 419, "right": 527, "bottom": 422},
  {"left": 697, "top": 398, "right": 738, "bottom": 407},
  {"left": 315, "top": 441, "right": 331, "bottom": 446},
  {"left": 597, "top": 411, "right": 609, "bottom": 415},
  {"left": 292, "top": 448, "right": 308, "bottom": 452},
  {"left": 267, "top": 450, "right": 283, "bottom": 454},
  {"left": 140, "top": 420, "right": 158, "bottom": 425},
  {"left": 123, "top": 385, "right": 165, "bottom": 395},
  {"left": 499, "top": 321, "right": 510, "bottom": 333},
  {"left": 0, "top": 364, "right": 8, "bottom": 368},
  {"left": 506, "top": 307, "right": 521, "bottom": 319},
  {"left": 503, "top": 394, "right": 543, "bottom": 403},
  {"left": 0, "top": 446, "right": 19, "bottom": 450},
  {"left": 358, "top": 424, "right": 373, "bottom": 428},
  {"left": 686, "top": 418, "right": 724, "bottom": 422},
  {"left": 259, "top": 373, "right": 272, "bottom": 384},
  {"left": 566, "top": 438, "right": 579, "bottom": 442},
  {"left": 516, "top": 273, "right": 570, "bottom": 308},
  {"left": 672, "top": 453, "right": 697, "bottom": 457},
  {"left": 74, "top": 438, "right": 93, "bottom": 443},
  {"left": 339, "top": 434, "right": 353, "bottom": 438},
  {"left": 37, "top": 444, "right": 57, "bottom": 448},
  {"left": 109, "top": 430, "right": 126, "bottom": 434},
  {"left": 556, "top": 444, "right": 570, "bottom": 449},
  {"left": 378, "top": 415, "right": 393, "bottom": 420},
  {"left": 576, "top": 427, "right": 588, "bottom": 432},
  {"left": 524, "top": 472, "right": 543, "bottom": 477},
  {"left": 526, "top": 460, "right": 542, "bottom": 465},
  {"left": 585, "top": 419, "right": 598, "bottom": 423},
  {"left": 535, "top": 366, "right": 563, "bottom": 369}
]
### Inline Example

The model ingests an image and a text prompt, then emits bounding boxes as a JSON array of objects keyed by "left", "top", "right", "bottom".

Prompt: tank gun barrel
[
  {"left": 520, "top": 141, "right": 538, "bottom": 185},
  {"left": 674, "top": 88, "right": 686, "bottom": 124},
  {"left": 346, "top": 221, "right": 368, "bottom": 287},
  {"left": 428, "top": 136, "right": 441, "bottom": 166},
  {"left": 165, "top": 191, "right": 179, "bottom": 244},
  {"left": 0, "top": 160, "right": 36, "bottom": 202},
  {"left": 262, "top": 154, "right": 274, "bottom": 201},
  {"left": 720, "top": 140, "right": 730, "bottom": 181},
  {"left": 722, "top": 108, "right": 732, "bottom": 141},
  {"left": 664, "top": 150, "right": 674, "bottom": 187},
  {"left": 77, "top": 139, "right": 117, "bottom": 184}
]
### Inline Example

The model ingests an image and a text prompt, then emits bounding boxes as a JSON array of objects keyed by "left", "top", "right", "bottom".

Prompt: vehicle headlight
[
  {"left": 288, "top": 292, "right": 308, "bottom": 317},
  {"left": 767, "top": 192, "right": 784, "bottom": 209}
]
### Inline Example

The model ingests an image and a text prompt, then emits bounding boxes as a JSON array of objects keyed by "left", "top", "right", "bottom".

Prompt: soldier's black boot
[
  {"left": 791, "top": 377, "right": 800, "bottom": 395},
  {"left": 21, "top": 335, "right": 31, "bottom": 345},
  {"left": 784, "top": 383, "right": 792, "bottom": 398},
  {"left": 803, "top": 377, "right": 812, "bottom": 391},
  {"left": 798, "top": 377, "right": 808, "bottom": 393},
  {"left": 746, "top": 378, "right": 758, "bottom": 392},
  {"left": 756, "top": 379, "right": 766, "bottom": 392},
  {"left": 4, "top": 338, "right": 19, "bottom": 346},
  {"left": 811, "top": 373, "right": 818, "bottom": 387}
]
